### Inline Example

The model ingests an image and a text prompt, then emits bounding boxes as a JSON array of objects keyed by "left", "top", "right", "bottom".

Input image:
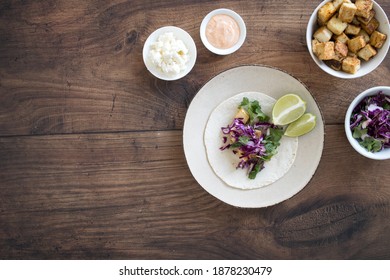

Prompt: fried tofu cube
[
  {"left": 370, "top": 30, "right": 387, "bottom": 48},
  {"left": 357, "top": 44, "right": 377, "bottom": 61},
  {"left": 333, "top": 0, "right": 351, "bottom": 10},
  {"left": 332, "top": 0, "right": 343, "bottom": 10},
  {"left": 234, "top": 108, "right": 250, "bottom": 123},
  {"left": 335, "top": 41, "right": 349, "bottom": 57},
  {"left": 348, "top": 36, "right": 366, "bottom": 53},
  {"left": 361, "top": 17, "right": 380, "bottom": 35},
  {"left": 345, "top": 24, "right": 361, "bottom": 36},
  {"left": 314, "top": 26, "right": 333, "bottom": 42},
  {"left": 342, "top": 56, "right": 361, "bottom": 73},
  {"left": 357, "top": 9, "right": 375, "bottom": 24},
  {"left": 255, "top": 130, "right": 262, "bottom": 139},
  {"left": 312, "top": 39, "right": 321, "bottom": 56},
  {"left": 339, "top": 3, "right": 357, "bottom": 23},
  {"left": 357, "top": 29, "right": 370, "bottom": 43},
  {"left": 327, "top": 15, "right": 348, "bottom": 35},
  {"left": 334, "top": 32, "right": 349, "bottom": 44},
  {"left": 355, "top": 0, "right": 373, "bottom": 19},
  {"left": 351, "top": 17, "right": 361, "bottom": 26},
  {"left": 316, "top": 41, "right": 335, "bottom": 60},
  {"left": 318, "top": 2, "right": 337, "bottom": 25}
]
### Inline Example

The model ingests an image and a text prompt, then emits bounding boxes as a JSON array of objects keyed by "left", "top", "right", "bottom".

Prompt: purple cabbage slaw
[
  {"left": 350, "top": 91, "right": 390, "bottom": 152},
  {"left": 220, "top": 118, "right": 283, "bottom": 179}
]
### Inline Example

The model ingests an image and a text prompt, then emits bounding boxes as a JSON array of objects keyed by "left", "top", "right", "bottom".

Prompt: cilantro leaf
[
  {"left": 352, "top": 125, "right": 367, "bottom": 139},
  {"left": 360, "top": 137, "right": 383, "bottom": 153},
  {"left": 249, "top": 160, "right": 264, "bottom": 179},
  {"left": 229, "top": 136, "right": 251, "bottom": 149},
  {"left": 239, "top": 97, "right": 250, "bottom": 107},
  {"left": 239, "top": 98, "right": 269, "bottom": 124},
  {"left": 267, "top": 127, "right": 284, "bottom": 143},
  {"left": 238, "top": 135, "right": 250, "bottom": 145},
  {"left": 262, "top": 127, "right": 284, "bottom": 161}
]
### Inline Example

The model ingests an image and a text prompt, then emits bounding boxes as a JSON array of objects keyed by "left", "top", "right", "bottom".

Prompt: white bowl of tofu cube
[{"left": 307, "top": 0, "right": 389, "bottom": 78}]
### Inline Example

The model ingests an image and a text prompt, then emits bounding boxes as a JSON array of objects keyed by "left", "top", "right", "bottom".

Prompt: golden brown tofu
[
  {"left": 255, "top": 130, "right": 262, "bottom": 139},
  {"left": 235, "top": 108, "right": 250, "bottom": 123},
  {"left": 339, "top": 3, "right": 357, "bottom": 23},
  {"left": 357, "top": 44, "right": 377, "bottom": 61},
  {"left": 351, "top": 16, "right": 361, "bottom": 26},
  {"left": 345, "top": 24, "right": 361, "bottom": 36},
  {"left": 355, "top": 0, "right": 373, "bottom": 19},
  {"left": 316, "top": 41, "right": 336, "bottom": 60},
  {"left": 348, "top": 36, "right": 366, "bottom": 53},
  {"left": 357, "top": 9, "right": 375, "bottom": 24},
  {"left": 357, "top": 29, "right": 371, "bottom": 43},
  {"left": 361, "top": 17, "right": 380, "bottom": 35},
  {"left": 318, "top": 2, "right": 337, "bottom": 25},
  {"left": 333, "top": 0, "right": 351, "bottom": 10},
  {"left": 327, "top": 15, "right": 348, "bottom": 35},
  {"left": 334, "top": 32, "right": 350, "bottom": 44},
  {"left": 342, "top": 56, "right": 361, "bottom": 73},
  {"left": 314, "top": 26, "right": 333, "bottom": 42},
  {"left": 370, "top": 30, "right": 387, "bottom": 49},
  {"left": 335, "top": 41, "right": 349, "bottom": 57},
  {"left": 312, "top": 39, "right": 321, "bottom": 56}
]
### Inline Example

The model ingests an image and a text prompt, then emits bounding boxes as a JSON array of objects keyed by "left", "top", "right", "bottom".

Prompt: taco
[{"left": 204, "top": 91, "right": 298, "bottom": 190}]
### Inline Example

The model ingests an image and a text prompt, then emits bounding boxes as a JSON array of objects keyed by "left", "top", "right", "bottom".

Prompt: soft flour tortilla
[{"left": 204, "top": 92, "right": 298, "bottom": 190}]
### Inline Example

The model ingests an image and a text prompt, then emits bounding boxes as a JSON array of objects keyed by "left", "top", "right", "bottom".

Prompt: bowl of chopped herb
[{"left": 345, "top": 86, "right": 390, "bottom": 160}]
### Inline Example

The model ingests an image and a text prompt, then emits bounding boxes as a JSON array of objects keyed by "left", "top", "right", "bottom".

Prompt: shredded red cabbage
[
  {"left": 350, "top": 91, "right": 390, "bottom": 152},
  {"left": 220, "top": 118, "right": 283, "bottom": 179}
]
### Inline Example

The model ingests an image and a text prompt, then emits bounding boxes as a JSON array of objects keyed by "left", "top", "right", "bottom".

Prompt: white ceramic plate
[{"left": 183, "top": 65, "right": 325, "bottom": 208}]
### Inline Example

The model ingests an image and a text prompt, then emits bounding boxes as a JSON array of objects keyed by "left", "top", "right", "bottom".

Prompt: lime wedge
[
  {"left": 285, "top": 113, "right": 316, "bottom": 137},
  {"left": 272, "top": 94, "right": 306, "bottom": 125}
]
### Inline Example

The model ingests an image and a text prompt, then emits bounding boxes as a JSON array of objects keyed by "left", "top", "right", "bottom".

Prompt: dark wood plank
[
  {"left": 1, "top": 0, "right": 389, "bottom": 261},
  {"left": 0, "top": 126, "right": 389, "bottom": 259},
  {"left": 0, "top": 0, "right": 389, "bottom": 136}
]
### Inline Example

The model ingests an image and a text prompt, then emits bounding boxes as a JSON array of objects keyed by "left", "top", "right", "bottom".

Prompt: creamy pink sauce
[{"left": 205, "top": 14, "right": 240, "bottom": 49}]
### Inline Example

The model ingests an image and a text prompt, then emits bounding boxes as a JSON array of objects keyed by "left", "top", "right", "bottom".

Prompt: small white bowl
[
  {"left": 143, "top": 26, "right": 197, "bottom": 81},
  {"left": 345, "top": 86, "right": 390, "bottom": 160},
  {"left": 200, "top": 8, "right": 246, "bottom": 55},
  {"left": 306, "top": 0, "right": 390, "bottom": 79}
]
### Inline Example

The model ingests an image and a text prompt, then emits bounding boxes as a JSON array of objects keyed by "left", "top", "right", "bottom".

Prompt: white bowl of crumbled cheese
[{"left": 143, "top": 26, "right": 197, "bottom": 81}]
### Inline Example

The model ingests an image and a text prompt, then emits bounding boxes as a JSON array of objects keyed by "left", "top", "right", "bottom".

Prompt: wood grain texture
[
  {"left": 0, "top": 126, "right": 389, "bottom": 259},
  {"left": 0, "top": 0, "right": 389, "bottom": 135},
  {"left": 0, "top": 0, "right": 389, "bottom": 259}
]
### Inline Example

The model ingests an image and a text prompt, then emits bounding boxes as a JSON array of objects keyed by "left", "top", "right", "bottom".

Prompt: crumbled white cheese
[{"left": 149, "top": 32, "right": 189, "bottom": 76}]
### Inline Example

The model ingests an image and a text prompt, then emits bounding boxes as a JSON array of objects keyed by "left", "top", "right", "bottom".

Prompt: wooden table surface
[{"left": 1, "top": 0, "right": 389, "bottom": 260}]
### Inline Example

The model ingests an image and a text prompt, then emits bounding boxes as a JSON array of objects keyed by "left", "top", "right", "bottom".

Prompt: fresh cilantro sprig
[
  {"left": 250, "top": 127, "right": 284, "bottom": 179},
  {"left": 230, "top": 136, "right": 251, "bottom": 149},
  {"left": 262, "top": 127, "right": 284, "bottom": 160},
  {"left": 353, "top": 124, "right": 383, "bottom": 152},
  {"left": 249, "top": 160, "right": 264, "bottom": 179},
  {"left": 239, "top": 97, "right": 269, "bottom": 124}
]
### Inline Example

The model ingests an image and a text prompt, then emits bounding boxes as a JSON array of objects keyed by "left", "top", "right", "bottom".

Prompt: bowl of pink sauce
[{"left": 200, "top": 8, "right": 246, "bottom": 55}]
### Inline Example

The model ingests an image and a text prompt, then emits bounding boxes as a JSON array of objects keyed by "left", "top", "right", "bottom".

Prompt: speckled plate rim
[{"left": 183, "top": 65, "right": 325, "bottom": 208}]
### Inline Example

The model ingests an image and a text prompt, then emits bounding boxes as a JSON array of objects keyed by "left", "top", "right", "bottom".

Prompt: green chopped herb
[{"left": 239, "top": 97, "right": 269, "bottom": 124}]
